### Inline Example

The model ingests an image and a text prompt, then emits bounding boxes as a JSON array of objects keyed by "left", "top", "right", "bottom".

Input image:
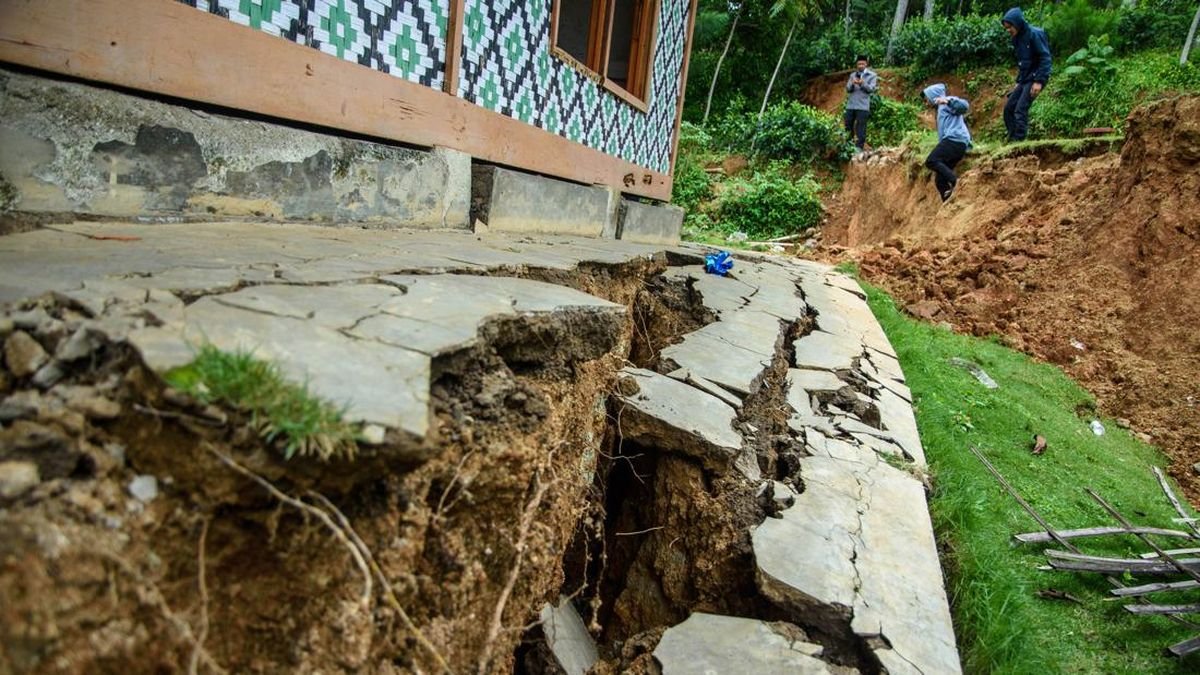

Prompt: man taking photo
[{"left": 844, "top": 55, "right": 878, "bottom": 152}]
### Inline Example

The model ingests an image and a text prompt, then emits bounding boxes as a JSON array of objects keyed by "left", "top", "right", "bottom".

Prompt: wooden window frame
[{"left": 550, "top": 0, "right": 658, "bottom": 112}]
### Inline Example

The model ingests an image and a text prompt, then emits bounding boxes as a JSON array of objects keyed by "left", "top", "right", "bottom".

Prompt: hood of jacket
[
  {"left": 1002, "top": 7, "right": 1027, "bottom": 34},
  {"left": 923, "top": 83, "right": 947, "bottom": 103}
]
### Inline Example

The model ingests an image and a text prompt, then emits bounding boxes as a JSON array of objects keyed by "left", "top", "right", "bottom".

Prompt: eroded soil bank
[
  {"left": 821, "top": 95, "right": 1200, "bottom": 502},
  {"left": 2, "top": 246, "right": 909, "bottom": 674}
]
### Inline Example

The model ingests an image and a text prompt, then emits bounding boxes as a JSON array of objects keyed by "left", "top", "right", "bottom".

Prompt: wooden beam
[
  {"left": 443, "top": 0, "right": 467, "bottom": 96},
  {"left": 0, "top": 0, "right": 671, "bottom": 201}
]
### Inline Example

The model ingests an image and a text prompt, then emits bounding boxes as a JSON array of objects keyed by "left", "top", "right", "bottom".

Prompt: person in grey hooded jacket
[
  {"left": 922, "top": 83, "right": 971, "bottom": 202},
  {"left": 843, "top": 55, "right": 878, "bottom": 150},
  {"left": 1001, "top": 7, "right": 1052, "bottom": 141}
]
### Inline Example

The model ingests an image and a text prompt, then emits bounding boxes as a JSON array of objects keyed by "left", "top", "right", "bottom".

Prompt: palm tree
[{"left": 703, "top": 3, "right": 743, "bottom": 125}]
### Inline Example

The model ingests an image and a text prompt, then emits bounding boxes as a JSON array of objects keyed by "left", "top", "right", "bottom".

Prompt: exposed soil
[
  {"left": 0, "top": 251, "right": 876, "bottom": 674},
  {"left": 817, "top": 94, "right": 1200, "bottom": 503}
]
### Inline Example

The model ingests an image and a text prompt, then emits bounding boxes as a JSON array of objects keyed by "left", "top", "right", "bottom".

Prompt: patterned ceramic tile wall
[
  {"left": 178, "top": 0, "right": 449, "bottom": 90},
  {"left": 178, "top": 0, "right": 690, "bottom": 173},
  {"left": 457, "top": 0, "right": 688, "bottom": 173}
]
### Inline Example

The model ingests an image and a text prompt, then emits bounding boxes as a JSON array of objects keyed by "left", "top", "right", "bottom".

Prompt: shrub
[
  {"left": 853, "top": 94, "right": 922, "bottom": 147},
  {"left": 790, "top": 28, "right": 887, "bottom": 81},
  {"left": 729, "top": 102, "right": 854, "bottom": 163},
  {"left": 715, "top": 163, "right": 823, "bottom": 240},
  {"left": 891, "top": 16, "right": 1010, "bottom": 79},
  {"left": 1112, "top": 1, "right": 1197, "bottom": 54},
  {"left": 1041, "top": 0, "right": 1117, "bottom": 56},
  {"left": 672, "top": 154, "right": 713, "bottom": 215}
]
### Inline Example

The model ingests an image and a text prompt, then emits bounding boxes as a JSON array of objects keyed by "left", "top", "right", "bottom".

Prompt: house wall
[{"left": 176, "top": 0, "right": 690, "bottom": 175}]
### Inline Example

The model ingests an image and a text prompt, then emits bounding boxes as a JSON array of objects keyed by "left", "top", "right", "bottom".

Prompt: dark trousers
[
  {"left": 925, "top": 139, "right": 967, "bottom": 200},
  {"left": 1004, "top": 82, "right": 1035, "bottom": 141},
  {"left": 844, "top": 108, "right": 869, "bottom": 149}
]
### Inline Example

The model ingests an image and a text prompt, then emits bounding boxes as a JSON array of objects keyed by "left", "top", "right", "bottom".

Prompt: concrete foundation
[
  {"left": 619, "top": 199, "right": 684, "bottom": 245},
  {"left": 471, "top": 165, "right": 613, "bottom": 238},
  {"left": 0, "top": 68, "right": 470, "bottom": 228}
]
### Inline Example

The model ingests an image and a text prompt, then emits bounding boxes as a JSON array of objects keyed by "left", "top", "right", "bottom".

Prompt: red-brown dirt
[{"left": 819, "top": 95, "right": 1200, "bottom": 502}]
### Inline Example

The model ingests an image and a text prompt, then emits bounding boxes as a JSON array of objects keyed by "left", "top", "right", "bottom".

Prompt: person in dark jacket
[
  {"left": 843, "top": 55, "right": 878, "bottom": 151},
  {"left": 922, "top": 83, "right": 971, "bottom": 202},
  {"left": 1001, "top": 7, "right": 1052, "bottom": 141}
]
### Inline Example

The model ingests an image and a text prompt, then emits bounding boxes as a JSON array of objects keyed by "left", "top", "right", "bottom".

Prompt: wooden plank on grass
[
  {"left": 1111, "top": 580, "right": 1200, "bottom": 597},
  {"left": 1014, "top": 526, "right": 1194, "bottom": 544},
  {"left": 1124, "top": 604, "right": 1200, "bottom": 615},
  {"left": 1045, "top": 549, "right": 1200, "bottom": 575}
]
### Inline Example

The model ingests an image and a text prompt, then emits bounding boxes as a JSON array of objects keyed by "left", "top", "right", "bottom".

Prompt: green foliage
[
  {"left": 1113, "top": 2, "right": 1198, "bottom": 54},
  {"left": 790, "top": 27, "right": 887, "bottom": 81},
  {"left": 858, "top": 280, "right": 1198, "bottom": 674},
  {"left": 891, "top": 16, "right": 1011, "bottom": 79},
  {"left": 725, "top": 101, "right": 855, "bottom": 162},
  {"left": 1041, "top": 0, "right": 1117, "bottom": 56},
  {"left": 714, "top": 162, "right": 823, "bottom": 239},
  {"left": 1031, "top": 47, "right": 1200, "bottom": 136},
  {"left": 859, "top": 94, "right": 922, "bottom": 147},
  {"left": 166, "top": 344, "right": 358, "bottom": 461}
]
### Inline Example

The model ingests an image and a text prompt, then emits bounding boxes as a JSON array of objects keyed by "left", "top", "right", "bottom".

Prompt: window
[{"left": 552, "top": 0, "right": 658, "bottom": 108}]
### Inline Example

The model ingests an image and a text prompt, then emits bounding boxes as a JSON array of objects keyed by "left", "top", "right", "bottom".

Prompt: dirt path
[{"left": 818, "top": 95, "right": 1200, "bottom": 503}]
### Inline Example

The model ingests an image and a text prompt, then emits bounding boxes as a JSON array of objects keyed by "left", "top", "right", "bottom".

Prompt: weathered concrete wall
[
  {"left": 0, "top": 68, "right": 470, "bottom": 228},
  {"left": 619, "top": 199, "right": 683, "bottom": 245}
]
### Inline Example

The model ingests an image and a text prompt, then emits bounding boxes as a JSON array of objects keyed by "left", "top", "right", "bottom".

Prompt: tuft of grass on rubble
[
  {"left": 855, "top": 279, "right": 1198, "bottom": 674},
  {"left": 165, "top": 344, "right": 358, "bottom": 461}
]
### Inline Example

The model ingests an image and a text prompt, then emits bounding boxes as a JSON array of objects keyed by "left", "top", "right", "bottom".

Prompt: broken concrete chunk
[
  {"left": 789, "top": 368, "right": 848, "bottom": 394},
  {"left": 539, "top": 597, "right": 598, "bottom": 675},
  {"left": 5, "top": 330, "right": 49, "bottom": 377},
  {"left": 654, "top": 612, "right": 833, "bottom": 675},
  {"left": 665, "top": 368, "right": 743, "bottom": 409},
  {"left": 615, "top": 367, "right": 742, "bottom": 472},
  {"left": 55, "top": 327, "right": 103, "bottom": 362}
]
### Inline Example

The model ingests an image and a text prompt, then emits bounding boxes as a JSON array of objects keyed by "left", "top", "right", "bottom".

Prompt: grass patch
[
  {"left": 165, "top": 344, "right": 359, "bottom": 461},
  {"left": 976, "top": 135, "right": 1125, "bottom": 161},
  {"left": 857, "top": 280, "right": 1198, "bottom": 674}
]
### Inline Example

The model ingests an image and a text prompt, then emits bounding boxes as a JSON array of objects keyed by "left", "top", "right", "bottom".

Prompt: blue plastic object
[{"left": 705, "top": 251, "right": 734, "bottom": 276}]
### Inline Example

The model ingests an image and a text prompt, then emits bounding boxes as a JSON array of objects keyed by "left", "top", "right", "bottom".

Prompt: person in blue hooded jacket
[
  {"left": 1001, "top": 7, "right": 1052, "bottom": 142},
  {"left": 922, "top": 83, "right": 971, "bottom": 202}
]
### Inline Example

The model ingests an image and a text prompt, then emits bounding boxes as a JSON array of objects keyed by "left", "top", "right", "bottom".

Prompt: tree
[
  {"left": 758, "top": 0, "right": 805, "bottom": 121},
  {"left": 703, "top": 4, "right": 742, "bottom": 125},
  {"left": 924, "top": 0, "right": 934, "bottom": 20},
  {"left": 886, "top": 0, "right": 910, "bottom": 63},
  {"left": 1184, "top": 1, "right": 1200, "bottom": 65}
]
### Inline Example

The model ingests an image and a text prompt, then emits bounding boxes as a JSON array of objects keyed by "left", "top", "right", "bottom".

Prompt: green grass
[
  {"left": 975, "top": 135, "right": 1125, "bottom": 161},
  {"left": 165, "top": 344, "right": 359, "bottom": 461},
  {"left": 858, "top": 280, "right": 1199, "bottom": 674}
]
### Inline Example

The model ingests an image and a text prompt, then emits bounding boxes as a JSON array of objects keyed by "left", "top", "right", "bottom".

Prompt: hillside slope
[{"left": 821, "top": 95, "right": 1200, "bottom": 499}]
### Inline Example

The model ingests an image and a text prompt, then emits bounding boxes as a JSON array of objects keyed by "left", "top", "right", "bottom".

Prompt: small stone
[
  {"left": 361, "top": 424, "right": 386, "bottom": 445},
  {"left": 1115, "top": 418, "right": 1131, "bottom": 429},
  {"left": 0, "top": 392, "right": 38, "bottom": 422},
  {"left": 617, "top": 375, "right": 640, "bottom": 397},
  {"left": 32, "top": 360, "right": 67, "bottom": 390},
  {"left": 128, "top": 475, "right": 159, "bottom": 503},
  {"left": 0, "top": 461, "right": 40, "bottom": 499},
  {"left": 1193, "top": 463, "right": 1200, "bottom": 476},
  {"left": 5, "top": 331, "right": 49, "bottom": 377},
  {"left": 1136, "top": 432, "right": 1153, "bottom": 444},
  {"left": 56, "top": 328, "right": 101, "bottom": 362},
  {"left": 0, "top": 317, "right": 13, "bottom": 337}
]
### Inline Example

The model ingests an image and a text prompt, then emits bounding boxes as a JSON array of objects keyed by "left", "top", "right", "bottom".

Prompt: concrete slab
[
  {"left": 654, "top": 613, "right": 831, "bottom": 675},
  {"left": 793, "top": 330, "right": 863, "bottom": 371},
  {"left": 539, "top": 598, "right": 599, "bottom": 675},
  {"left": 615, "top": 367, "right": 742, "bottom": 471}
]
